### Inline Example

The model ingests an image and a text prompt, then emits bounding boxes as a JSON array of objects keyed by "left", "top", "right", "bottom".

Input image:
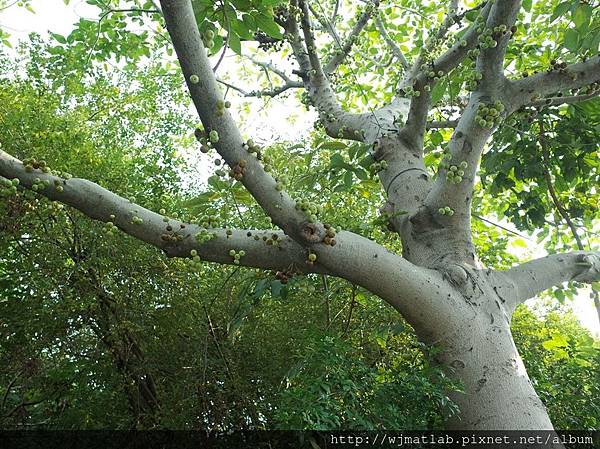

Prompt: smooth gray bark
[{"left": 1, "top": 0, "right": 600, "bottom": 435}]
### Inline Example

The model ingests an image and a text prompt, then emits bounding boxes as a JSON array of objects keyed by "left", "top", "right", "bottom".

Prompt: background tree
[{"left": 0, "top": 0, "right": 599, "bottom": 436}]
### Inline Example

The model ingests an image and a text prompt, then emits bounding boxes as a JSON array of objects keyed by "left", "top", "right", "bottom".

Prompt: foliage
[
  {"left": 0, "top": 0, "right": 598, "bottom": 432},
  {"left": 513, "top": 306, "right": 600, "bottom": 430}
]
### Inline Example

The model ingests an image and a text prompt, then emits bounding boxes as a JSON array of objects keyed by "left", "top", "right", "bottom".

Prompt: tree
[{"left": 0, "top": 0, "right": 599, "bottom": 435}]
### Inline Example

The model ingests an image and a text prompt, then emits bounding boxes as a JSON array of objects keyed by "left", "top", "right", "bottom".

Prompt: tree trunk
[{"left": 438, "top": 316, "right": 553, "bottom": 430}]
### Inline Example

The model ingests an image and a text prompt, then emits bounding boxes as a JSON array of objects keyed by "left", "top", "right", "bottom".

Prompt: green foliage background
[{"left": 0, "top": 0, "right": 598, "bottom": 431}]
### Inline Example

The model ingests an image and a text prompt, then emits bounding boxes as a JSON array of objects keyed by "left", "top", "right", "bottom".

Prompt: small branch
[
  {"left": 217, "top": 78, "right": 303, "bottom": 98},
  {"left": 331, "top": 0, "right": 341, "bottom": 24},
  {"left": 323, "top": 0, "right": 380, "bottom": 74},
  {"left": 405, "top": 1, "right": 491, "bottom": 86},
  {"left": 426, "top": 119, "right": 459, "bottom": 129},
  {"left": 375, "top": 14, "right": 409, "bottom": 70},
  {"left": 1, "top": 371, "right": 23, "bottom": 410},
  {"left": 529, "top": 90, "right": 600, "bottom": 108},
  {"left": 283, "top": 0, "right": 367, "bottom": 141},
  {"left": 308, "top": 2, "right": 340, "bottom": 43},
  {"left": 247, "top": 56, "right": 296, "bottom": 83},
  {"left": 343, "top": 284, "right": 357, "bottom": 335},
  {"left": 408, "top": 0, "right": 459, "bottom": 80},
  {"left": 322, "top": 275, "right": 331, "bottom": 328},
  {"left": 538, "top": 121, "right": 583, "bottom": 249},
  {"left": 83, "top": 8, "right": 162, "bottom": 71},
  {"left": 539, "top": 121, "right": 600, "bottom": 325}
]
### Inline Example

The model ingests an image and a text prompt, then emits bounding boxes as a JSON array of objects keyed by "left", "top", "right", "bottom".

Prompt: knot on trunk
[
  {"left": 299, "top": 222, "right": 325, "bottom": 243},
  {"left": 409, "top": 206, "right": 442, "bottom": 233},
  {"left": 442, "top": 264, "right": 469, "bottom": 286}
]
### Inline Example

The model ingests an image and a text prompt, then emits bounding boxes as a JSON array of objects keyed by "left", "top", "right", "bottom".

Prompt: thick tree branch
[
  {"left": 404, "top": 2, "right": 492, "bottom": 87},
  {"left": 0, "top": 150, "right": 324, "bottom": 274},
  {"left": 285, "top": 0, "right": 366, "bottom": 141},
  {"left": 283, "top": 1, "right": 410, "bottom": 144},
  {"left": 0, "top": 150, "right": 457, "bottom": 337},
  {"left": 506, "top": 56, "right": 600, "bottom": 112},
  {"left": 476, "top": 0, "right": 520, "bottom": 91},
  {"left": 411, "top": 3, "right": 519, "bottom": 266},
  {"left": 160, "top": 0, "right": 324, "bottom": 244},
  {"left": 399, "top": 3, "right": 493, "bottom": 149},
  {"left": 314, "top": 228, "right": 466, "bottom": 340},
  {"left": 502, "top": 251, "right": 600, "bottom": 306}
]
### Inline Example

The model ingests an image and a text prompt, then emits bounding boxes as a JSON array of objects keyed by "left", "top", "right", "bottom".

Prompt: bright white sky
[{"left": 1, "top": 0, "right": 598, "bottom": 336}]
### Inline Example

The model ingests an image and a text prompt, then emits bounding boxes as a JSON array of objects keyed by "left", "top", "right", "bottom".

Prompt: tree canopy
[{"left": 0, "top": 0, "right": 598, "bottom": 434}]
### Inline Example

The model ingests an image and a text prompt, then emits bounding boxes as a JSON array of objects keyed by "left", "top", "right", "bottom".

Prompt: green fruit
[
  {"left": 209, "top": 130, "right": 219, "bottom": 143},
  {"left": 308, "top": 253, "right": 317, "bottom": 262},
  {"left": 229, "top": 249, "right": 236, "bottom": 256},
  {"left": 190, "top": 249, "right": 198, "bottom": 257},
  {"left": 189, "top": 74, "right": 200, "bottom": 84}
]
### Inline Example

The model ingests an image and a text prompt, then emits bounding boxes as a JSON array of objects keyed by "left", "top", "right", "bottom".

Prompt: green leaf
[
  {"left": 542, "top": 334, "right": 568, "bottom": 350},
  {"left": 563, "top": 29, "right": 579, "bottom": 51},
  {"left": 50, "top": 33, "right": 67, "bottom": 44},
  {"left": 228, "top": 32, "right": 242, "bottom": 55},
  {"left": 572, "top": 4, "right": 592, "bottom": 30},
  {"left": 431, "top": 82, "right": 446, "bottom": 105},
  {"left": 550, "top": 2, "right": 570, "bottom": 23},
  {"left": 522, "top": 0, "right": 532, "bottom": 13},
  {"left": 318, "top": 140, "right": 347, "bottom": 151},
  {"left": 254, "top": 13, "right": 283, "bottom": 39},
  {"left": 343, "top": 171, "right": 354, "bottom": 188}
]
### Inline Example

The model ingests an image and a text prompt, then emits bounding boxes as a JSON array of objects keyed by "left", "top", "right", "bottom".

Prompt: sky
[{"left": 1, "top": 0, "right": 598, "bottom": 336}]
